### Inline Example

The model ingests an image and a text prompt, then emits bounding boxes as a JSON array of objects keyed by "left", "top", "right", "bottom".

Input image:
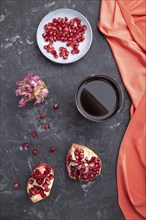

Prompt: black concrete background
[{"left": 0, "top": 0, "right": 130, "bottom": 220}]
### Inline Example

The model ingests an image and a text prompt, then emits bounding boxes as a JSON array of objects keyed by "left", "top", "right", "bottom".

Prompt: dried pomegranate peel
[
  {"left": 27, "top": 163, "right": 54, "bottom": 203},
  {"left": 66, "top": 144, "right": 102, "bottom": 182}
]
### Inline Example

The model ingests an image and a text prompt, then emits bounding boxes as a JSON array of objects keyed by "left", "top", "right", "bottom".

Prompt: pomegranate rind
[
  {"left": 66, "top": 143, "right": 102, "bottom": 182},
  {"left": 27, "top": 163, "right": 54, "bottom": 203}
]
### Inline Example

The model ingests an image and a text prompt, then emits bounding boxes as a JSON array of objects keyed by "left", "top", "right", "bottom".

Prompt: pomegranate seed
[
  {"left": 59, "top": 52, "right": 63, "bottom": 57},
  {"left": 23, "top": 143, "right": 29, "bottom": 148},
  {"left": 49, "top": 147, "right": 55, "bottom": 153},
  {"left": 66, "top": 41, "right": 71, "bottom": 47},
  {"left": 13, "top": 183, "right": 20, "bottom": 188},
  {"left": 29, "top": 179, "right": 34, "bottom": 184},
  {"left": 71, "top": 49, "right": 80, "bottom": 54},
  {"left": 31, "top": 131, "right": 37, "bottom": 137},
  {"left": 49, "top": 174, "right": 54, "bottom": 180},
  {"left": 59, "top": 47, "right": 66, "bottom": 51},
  {"left": 48, "top": 44, "right": 54, "bottom": 49},
  {"left": 40, "top": 114, "right": 45, "bottom": 119},
  {"left": 33, "top": 149, "right": 38, "bottom": 155},
  {"left": 57, "top": 18, "right": 62, "bottom": 23},
  {"left": 68, "top": 37, "right": 73, "bottom": 41},
  {"left": 49, "top": 40, "right": 53, "bottom": 44},
  {"left": 42, "top": 33, "right": 47, "bottom": 38},
  {"left": 58, "top": 26, "right": 62, "bottom": 31},
  {"left": 47, "top": 48, "right": 53, "bottom": 53},
  {"left": 43, "top": 45, "right": 48, "bottom": 49},
  {"left": 53, "top": 103, "right": 59, "bottom": 109},
  {"left": 53, "top": 18, "right": 57, "bottom": 22},
  {"left": 63, "top": 56, "right": 68, "bottom": 60},
  {"left": 80, "top": 35, "right": 85, "bottom": 41},
  {"left": 42, "top": 182, "right": 48, "bottom": 187},
  {"left": 44, "top": 124, "right": 49, "bottom": 129},
  {"left": 65, "top": 17, "right": 68, "bottom": 22},
  {"left": 53, "top": 36, "right": 57, "bottom": 41},
  {"left": 73, "top": 45, "right": 78, "bottom": 50},
  {"left": 54, "top": 54, "right": 58, "bottom": 59},
  {"left": 45, "top": 37, "right": 49, "bottom": 42},
  {"left": 51, "top": 50, "right": 56, "bottom": 55},
  {"left": 71, "top": 50, "right": 76, "bottom": 54}
]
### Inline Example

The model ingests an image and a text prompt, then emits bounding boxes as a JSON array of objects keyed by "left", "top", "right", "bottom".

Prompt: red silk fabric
[{"left": 98, "top": 0, "right": 146, "bottom": 219}]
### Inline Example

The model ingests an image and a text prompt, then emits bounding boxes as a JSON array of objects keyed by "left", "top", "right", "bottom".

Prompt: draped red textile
[{"left": 98, "top": 0, "right": 146, "bottom": 219}]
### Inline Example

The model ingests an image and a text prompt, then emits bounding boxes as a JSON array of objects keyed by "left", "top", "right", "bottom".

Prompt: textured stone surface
[{"left": 0, "top": 0, "right": 130, "bottom": 219}]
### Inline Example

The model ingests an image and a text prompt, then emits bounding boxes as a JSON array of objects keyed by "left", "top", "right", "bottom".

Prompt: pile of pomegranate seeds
[
  {"left": 13, "top": 183, "right": 20, "bottom": 188},
  {"left": 66, "top": 144, "right": 102, "bottom": 182},
  {"left": 27, "top": 163, "right": 54, "bottom": 203},
  {"left": 42, "top": 17, "right": 87, "bottom": 60},
  {"left": 59, "top": 47, "right": 69, "bottom": 60}
]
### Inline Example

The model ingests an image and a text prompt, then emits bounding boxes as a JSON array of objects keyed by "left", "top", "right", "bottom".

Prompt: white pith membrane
[
  {"left": 27, "top": 163, "right": 54, "bottom": 203},
  {"left": 66, "top": 144, "right": 102, "bottom": 182}
]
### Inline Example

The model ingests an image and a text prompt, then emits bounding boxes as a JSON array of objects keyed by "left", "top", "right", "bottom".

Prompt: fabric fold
[{"left": 98, "top": 0, "right": 146, "bottom": 219}]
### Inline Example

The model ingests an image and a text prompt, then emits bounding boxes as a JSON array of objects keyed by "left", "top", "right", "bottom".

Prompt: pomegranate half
[
  {"left": 27, "top": 163, "right": 54, "bottom": 203},
  {"left": 66, "top": 144, "right": 102, "bottom": 182}
]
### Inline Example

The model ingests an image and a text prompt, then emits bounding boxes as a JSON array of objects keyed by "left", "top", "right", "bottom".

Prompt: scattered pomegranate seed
[
  {"left": 44, "top": 124, "right": 49, "bottom": 129},
  {"left": 42, "top": 17, "right": 87, "bottom": 60},
  {"left": 33, "top": 149, "right": 38, "bottom": 155},
  {"left": 49, "top": 147, "right": 55, "bottom": 153},
  {"left": 23, "top": 143, "right": 29, "bottom": 148},
  {"left": 13, "top": 183, "right": 20, "bottom": 188},
  {"left": 40, "top": 114, "right": 45, "bottom": 119},
  {"left": 31, "top": 131, "right": 37, "bottom": 137},
  {"left": 53, "top": 103, "right": 59, "bottom": 109}
]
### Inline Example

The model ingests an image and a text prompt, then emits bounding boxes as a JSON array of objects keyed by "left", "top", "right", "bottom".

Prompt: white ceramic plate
[{"left": 36, "top": 8, "right": 93, "bottom": 64}]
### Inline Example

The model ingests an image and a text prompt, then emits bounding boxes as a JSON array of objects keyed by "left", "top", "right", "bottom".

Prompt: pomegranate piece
[
  {"left": 33, "top": 149, "right": 38, "bottom": 155},
  {"left": 27, "top": 163, "right": 54, "bottom": 203},
  {"left": 31, "top": 131, "right": 37, "bottom": 137},
  {"left": 49, "top": 147, "right": 55, "bottom": 153},
  {"left": 13, "top": 183, "right": 20, "bottom": 188},
  {"left": 66, "top": 144, "right": 102, "bottom": 182}
]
